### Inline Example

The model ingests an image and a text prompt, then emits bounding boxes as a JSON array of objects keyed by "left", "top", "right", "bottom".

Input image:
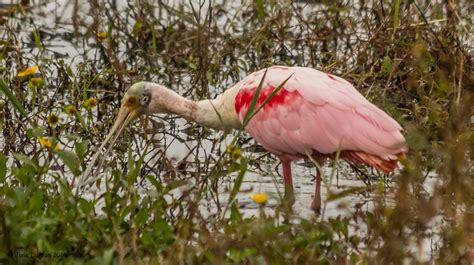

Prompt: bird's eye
[
  {"left": 125, "top": 96, "right": 138, "bottom": 107},
  {"left": 140, "top": 95, "right": 150, "bottom": 105}
]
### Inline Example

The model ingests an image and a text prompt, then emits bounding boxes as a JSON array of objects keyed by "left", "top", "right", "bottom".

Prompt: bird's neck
[
  {"left": 159, "top": 87, "right": 242, "bottom": 131},
  {"left": 164, "top": 95, "right": 198, "bottom": 123},
  {"left": 195, "top": 86, "right": 242, "bottom": 131},
  {"left": 194, "top": 100, "right": 240, "bottom": 131}
]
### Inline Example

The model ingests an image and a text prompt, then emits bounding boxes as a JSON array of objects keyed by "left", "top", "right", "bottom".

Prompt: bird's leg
[
  {"left": 281, "top": 160, "right": 295, "bottom": 208},
  {"left": 311, "top": 168, "right": 322, "bottom": 214}
]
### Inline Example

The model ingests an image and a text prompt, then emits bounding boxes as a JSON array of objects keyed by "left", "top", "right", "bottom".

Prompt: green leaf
[
  {"left": 13, "top": 153, "right": 39, "bottom": 171},
  {"left": 99, "top": 248, "right": 114, "bottom": 265},
  {"left": 437, "top": 78, "right": 449, "bottom": 93},
  {"left": 163, "top": 180, "right": 188, "bottom": 193},
  {"left": 392, "top": 0, "right": 400, "bottom": 37},
  {"left": 132, "top": 20, "right": 143, "bottom": 36},
  {"left": 244, "top": 73, "right": 293, "bottom": 126},
  {"left": 155, "top": 219, "right": 174, "bottom": 243},
  {"left": 66, "top": 65, "right": 73, "bottom": 77},
  {"left": 230, "top": 200, "right": 242, "bottom": 222},
  {"left": 0, "top": 153, "right": 6, "bottom": 182},
  {"left": 75, "top": 111, "right": 87, "bottom": 129},
  {"left": 26, "top": 127, "right": 45, "bottom": 139},
  {"left": 127, "top": 144, "right": 134, "bottom": 172},
  {"left": 126, "top": 144, "right": 148, "bottom": 184},
  {"left": 242, "top": 69, "right": 267, "bottom": 126},
  {"left": 55, "top": 150, "right": 81, "bottom": 176},
  {"left": 228, "top": 158, "right": 247, "bottom": 204},
  {"left": 257, "top": 0, "right": 264, "bottom": 19},
  {"left": 33, "top": 30, "right": 43, "bottom": 49},
  {"left": 28, "top": 190, "right": 44, "bottom": 212},
  {"left": 146, "top": 175, "right": 163, "bottom": 192},
  {"left": 75, "top": 139, "right": 90, "bottom": 160},
  {"left": 0, "top": 78, "right": 28, "bottom": 117},
  {"left": 381, "top": 56, "right": 393, "bottom": 74},
  {"left": 136, "top": 207, "right": 150, "bottom": 225}
]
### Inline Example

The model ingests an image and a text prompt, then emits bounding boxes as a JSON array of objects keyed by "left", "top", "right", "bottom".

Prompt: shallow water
[{"left": 4, "top": 0, "right": 452, "bottom": 262}]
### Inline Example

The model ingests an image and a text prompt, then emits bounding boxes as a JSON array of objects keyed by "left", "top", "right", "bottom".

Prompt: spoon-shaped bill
[{"left": 78, "top": 106, "right": 138, "bottom": 187}]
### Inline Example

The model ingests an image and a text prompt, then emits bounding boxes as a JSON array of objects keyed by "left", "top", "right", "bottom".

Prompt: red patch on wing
[{"left": 235, "top": 86, "right": 299, "bottom": 114}]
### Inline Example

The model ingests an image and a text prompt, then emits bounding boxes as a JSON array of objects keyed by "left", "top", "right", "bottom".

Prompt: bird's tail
[{"left": 341, "top": 151, "right": 404, "bottom": 173}]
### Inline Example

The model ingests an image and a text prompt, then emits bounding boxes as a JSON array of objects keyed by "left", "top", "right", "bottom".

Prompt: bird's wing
[{"left": 234, "top": 66, "right": 407, "bottom": 162}]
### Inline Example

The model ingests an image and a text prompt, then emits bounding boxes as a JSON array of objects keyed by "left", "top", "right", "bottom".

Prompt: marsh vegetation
[{"left": 0, "top": 0, "right": 473, "bottom": 264}]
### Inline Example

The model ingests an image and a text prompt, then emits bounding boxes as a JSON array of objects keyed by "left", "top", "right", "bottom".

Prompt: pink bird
[{"left": 82, "top": 66, "right": 408, "bottom": 213}]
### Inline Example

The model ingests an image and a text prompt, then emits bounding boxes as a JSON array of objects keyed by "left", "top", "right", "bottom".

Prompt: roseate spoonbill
[{"left": 81, "top": 66, "right": 407, "bottom": 213}]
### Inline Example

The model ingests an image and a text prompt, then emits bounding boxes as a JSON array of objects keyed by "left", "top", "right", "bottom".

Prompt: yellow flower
[
  {"left": 18, "top": 65, "right": 39, "bottom": 77},
  {"left": 96, "top": 31, "right": 107, "bottom": 40},
  {"left": 38, "top": 137, "right": 61, "bottom": 150},
  {"left": 47, "top": 113, "right": 60, "bottom": 125},
  {"left": 65, "top": 105, "right": 77, "bottom": 115},
  {"left": 38, "top": 137, "right": 53, "bottom": 148},
  {"left": 251, "top": 192, "right": 268, "bottom": 205},
  {"left": 84, "top": 97, "right": 98, "bottom": 109}
]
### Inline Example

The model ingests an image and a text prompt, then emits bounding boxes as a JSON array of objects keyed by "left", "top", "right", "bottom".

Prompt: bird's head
[
  {"left": 104, "top": 82, "right": 156, "bottom": 145},
  {"left": 120, "top": 81, "right": 153, "bottom": 116},
  {"left": 120, "top": 81, "right": 177, "bottom": 116},
  {"left": 79, "top": 81, "right": 171, "bottom": 186}
]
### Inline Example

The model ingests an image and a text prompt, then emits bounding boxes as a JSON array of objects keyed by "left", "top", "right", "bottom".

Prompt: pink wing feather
[{"left": 234, "top": 66, "right": 407, "bottom": 171}]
